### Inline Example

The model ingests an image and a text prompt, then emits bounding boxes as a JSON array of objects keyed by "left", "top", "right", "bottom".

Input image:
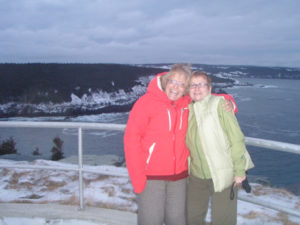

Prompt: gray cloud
[{"left": 0, "top": 0, "right": 299, "bottom": 67}]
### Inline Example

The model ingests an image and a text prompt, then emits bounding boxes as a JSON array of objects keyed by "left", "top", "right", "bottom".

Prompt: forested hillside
[{"left": 0, "top": 63, "right": 165, "bottom": 104}]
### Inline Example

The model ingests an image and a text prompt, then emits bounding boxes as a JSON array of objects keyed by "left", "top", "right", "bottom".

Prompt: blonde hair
[{"left": 160, "top": 64, "right": 191, "bottom": 93}]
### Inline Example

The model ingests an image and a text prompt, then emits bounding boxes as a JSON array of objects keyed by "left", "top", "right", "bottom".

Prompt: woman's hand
[
  {"left": 234, "top": 176, "right": 246, "bottom": 187},
  {"left": 223, "top": 99, "right": 234, "bottom": 112}
]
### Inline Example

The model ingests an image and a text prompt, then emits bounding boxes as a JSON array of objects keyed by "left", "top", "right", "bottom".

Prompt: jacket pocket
[{"left": 146, "top": 142, "right": 156, "bottom": 169}]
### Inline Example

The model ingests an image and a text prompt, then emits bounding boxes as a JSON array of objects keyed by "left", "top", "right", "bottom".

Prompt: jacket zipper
[
  {"left": 167, "top": 109, "right": 172, "bottom": 131},
  {"left": 179, "top": 108, "right": 183, "bottom": 130}
]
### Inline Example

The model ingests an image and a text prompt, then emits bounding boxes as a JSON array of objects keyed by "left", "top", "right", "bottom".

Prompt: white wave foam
[
  {"left": 214, "top": 71, "right": 248, "bottom": 79},
  {"left": 254, "top": 84, "right": 278, "bottom": 88},
  {"left": 238, "top": 97, "right": 252, "bottom": 102},
  {"left": 262, "top": 85, "right": 278, "bottom": 88}
]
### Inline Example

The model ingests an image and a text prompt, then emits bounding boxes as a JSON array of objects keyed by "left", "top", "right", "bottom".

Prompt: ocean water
[
  {"left": 1, "top": 77, "right": 300, "bottom": 194},
  {"left": 228, "top": 78, "right": 300, "bottom": 145},
  {"left": 225, "top": 78, "right": 300, "bottom": 193}
]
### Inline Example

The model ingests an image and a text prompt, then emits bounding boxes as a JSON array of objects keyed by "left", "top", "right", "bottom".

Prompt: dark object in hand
[
  {"left": 242, "top": 177, "right": 251, "bottom": 193},
  {"left": 230, "top": 177, "right": 252, "bottom": 200}
]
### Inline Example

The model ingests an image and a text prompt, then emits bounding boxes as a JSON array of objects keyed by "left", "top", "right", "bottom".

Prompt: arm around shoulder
[{"left": 213, "top": 93, "right": 238, "bottom": 113}]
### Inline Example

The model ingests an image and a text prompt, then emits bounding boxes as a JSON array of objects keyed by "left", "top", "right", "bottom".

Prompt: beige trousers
[
  {"left": 137, "top": 178, "right": 187, "bottom": 225},
  {"left": 187, "top": 175, "right": 238, "bottom": 225}
]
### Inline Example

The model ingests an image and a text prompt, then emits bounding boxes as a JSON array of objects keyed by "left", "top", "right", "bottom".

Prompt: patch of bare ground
[
  {"left": 71, "top": 174, "right": 78, "bottom": 181},
  {"left": 295, "top": 201, "right": 300, "bottom": 210},
  {"left": 4, "top": 169, "right": 70, "bottom": 191},
  {"left": 240, "top": 210, "right": 299, "bottom": 225},
  {"left": 101, "top": 186, "right": 116, "bottom": 197},
  {"left": 84, "top": 174, "right": 109, "bottom": 186},
  {"left": 21, "top": 194, "right": 43, "bottom": 199},
  {"left": 242, "top": 210, "right": 265, "bottom": 219},
  {"left": 44, "top": 180, "right": 67, "bottom": 191},
  {"left": 0, "top": 168, "right": 10, "bottom": 176},
  {"left": 5, "top": 171, "right": 31, "bottom": 189},
  {"left": 60, "top": 194, "right": 79, "bottom": 205},
  {"left": 121, "top": 187, "right": 132, "bottom": 194},
  {"left": 11, "top": 199, "right": 48, "bottom": 204},
  {"left": 274, "top": 212, "right": 299, "bottom": 225},
  {"left": 252, "top": 185, "right": 295, "bottom": 198},
  {"left": 241, "top": 210, "right": 279, "bottom": 224},
  {"left": 119, "top": 194, "right": 136, "bottom": 203}
]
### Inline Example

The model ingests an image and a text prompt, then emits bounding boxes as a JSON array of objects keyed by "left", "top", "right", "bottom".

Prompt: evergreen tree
[
  {"left": 0, "top": 137, "right": 17, "bottom": 155},
  {"left": 51, "top": 136, "right": 64, "bottom": 161},
  {"left": 33, "top": 147, "right": 41, "bottom": 156}
]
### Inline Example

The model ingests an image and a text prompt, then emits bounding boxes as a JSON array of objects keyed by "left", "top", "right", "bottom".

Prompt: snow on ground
[
  {"left": 0, "top": 159, "right": 300, "bottom": 225},
  {"left": 1, "top": 217, "right": 104, "bottom": 225}
]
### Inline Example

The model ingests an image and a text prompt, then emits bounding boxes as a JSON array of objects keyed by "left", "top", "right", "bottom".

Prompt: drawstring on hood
[
  {"left": 167, "top": 109, "right": 172, "bottom": 131},
  {"left": 180, "top": 108, "right": 183, "bottom": 130},
  {"left": 168, "top": 107, "right": 189, "bottom": 131}
]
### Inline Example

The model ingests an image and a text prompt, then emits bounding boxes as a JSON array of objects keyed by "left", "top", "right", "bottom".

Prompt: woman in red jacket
[{"left": 124, "top": 64, "right": 235, "bottom": 225}]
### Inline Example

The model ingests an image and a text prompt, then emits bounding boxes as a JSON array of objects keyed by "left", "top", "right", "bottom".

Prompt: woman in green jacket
[{"left": 186, "top": 71, "right": 254, "bottom": 225}]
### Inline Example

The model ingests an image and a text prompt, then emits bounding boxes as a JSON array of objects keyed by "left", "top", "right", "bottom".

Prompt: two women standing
[{"left": 124, "top": 64, "right": 253, "bottom": 225}]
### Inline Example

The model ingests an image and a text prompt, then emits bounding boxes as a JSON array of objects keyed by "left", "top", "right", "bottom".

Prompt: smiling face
[
  {"left": 189, "top": 75, "right": 212, "bottom": 101},
  {"left": 165, "top": 73, "right": 187, "bottom": 101}
]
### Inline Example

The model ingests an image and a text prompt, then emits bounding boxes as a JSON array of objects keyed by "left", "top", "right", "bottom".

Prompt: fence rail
[{"left": 0, "top": 121, "right": 300, "bottom": 218}]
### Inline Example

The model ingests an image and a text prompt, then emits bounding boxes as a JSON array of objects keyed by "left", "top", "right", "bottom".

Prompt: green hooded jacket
[{"left": 186, "top": 94, "right": 254, "bottom": 192}]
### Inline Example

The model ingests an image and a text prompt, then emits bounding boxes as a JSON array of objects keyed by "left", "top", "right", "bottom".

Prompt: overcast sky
[{"left": 0, "top": 0, "right": 299, "bottom": 67}]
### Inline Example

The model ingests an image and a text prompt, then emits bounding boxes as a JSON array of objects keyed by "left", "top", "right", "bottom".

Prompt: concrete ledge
[{"left": 0, "top": 203, "right": 137, "bottom": 225}]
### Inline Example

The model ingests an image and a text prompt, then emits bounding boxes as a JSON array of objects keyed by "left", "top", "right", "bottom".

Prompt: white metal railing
[
  {"left": 0, "top": 121, "right": 300, "bottom": 218},
  {"left": 245, "top": 136, "right": 300, "bottom": 155}
]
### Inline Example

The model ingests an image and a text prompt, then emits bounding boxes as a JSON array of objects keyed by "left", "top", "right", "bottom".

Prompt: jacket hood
[{"left": 146, "top": 72, "right": 191, "bottom": 107}]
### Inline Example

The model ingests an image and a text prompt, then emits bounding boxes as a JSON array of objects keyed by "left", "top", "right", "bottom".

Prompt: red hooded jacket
[{"left": 124, "top": 72, "right": 236, "bottom": 193}]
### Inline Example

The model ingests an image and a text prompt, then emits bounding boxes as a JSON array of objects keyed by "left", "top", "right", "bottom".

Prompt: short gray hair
[{"left": 190, "top": 71, "right": 212, "bottom": 87}]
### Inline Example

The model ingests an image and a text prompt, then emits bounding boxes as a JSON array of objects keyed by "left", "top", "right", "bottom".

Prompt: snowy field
[
  {"left": 1, "top": 217, "right": 104, "bottom": 225},
  {"left": 0, "top": 158, "right": 300, "bottom": 225}
]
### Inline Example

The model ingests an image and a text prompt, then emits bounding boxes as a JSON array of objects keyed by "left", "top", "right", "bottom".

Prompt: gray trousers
[
  {"left": 137, "top": 178, "right": 187, "bottom": 225},
  {"left": 187, "top": 175, "right": 238, "bottom": 225}
]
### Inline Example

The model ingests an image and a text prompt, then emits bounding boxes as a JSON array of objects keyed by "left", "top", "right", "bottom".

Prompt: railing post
[{"left": 78, "top": 127, "right": 84, "bottom": 210}]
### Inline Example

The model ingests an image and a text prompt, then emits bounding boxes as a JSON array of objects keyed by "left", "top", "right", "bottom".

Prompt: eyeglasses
[
  {"left": 189, "top": 83, "right": 209, "bottom": 89},
  {"left": 167, "top": 79, "right": 185, "bottom": 88}
]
